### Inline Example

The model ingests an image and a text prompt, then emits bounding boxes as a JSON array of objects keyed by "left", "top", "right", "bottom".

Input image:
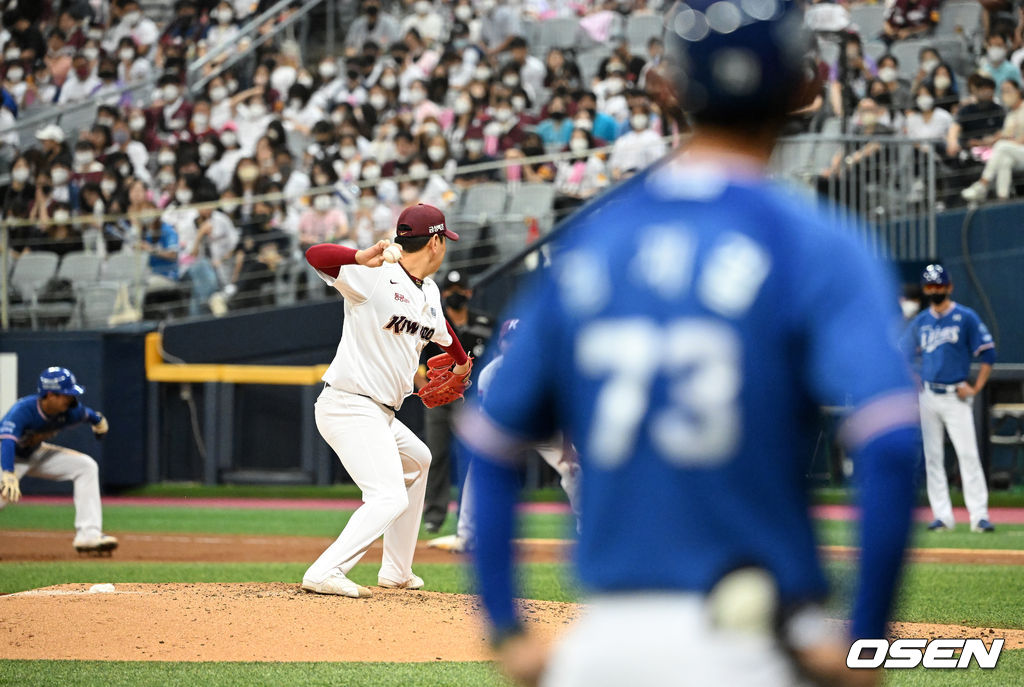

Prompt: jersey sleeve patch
[{"left": 839, "top": 389, "right": 920, "bottom": 451}]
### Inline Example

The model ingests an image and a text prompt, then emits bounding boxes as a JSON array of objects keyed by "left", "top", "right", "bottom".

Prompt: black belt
[
  {"left": 926, "top": 382, "right": 963, "bottom": 394},
  {"left": 324, "top": 383, "right": 398, "bottom": 414}
]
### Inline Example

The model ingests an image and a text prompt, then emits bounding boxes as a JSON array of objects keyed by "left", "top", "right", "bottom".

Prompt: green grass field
[{"left": 2, "top": 495, "right": 1022, "bottom": 686}]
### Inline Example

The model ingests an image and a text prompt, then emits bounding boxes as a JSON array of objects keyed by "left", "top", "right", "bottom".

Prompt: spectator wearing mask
[
  {"left": 58, "top": 52, "right": 100, "bottom": 104},
  {"left": 883, "top": 0, "right": 939, "bottom": 43},
  {"left": 577, "top": 91, "right": 619, "bottom": 143},
  {"left": 116, "top": 36, "right": 150, "bottom": 83},
  {"left": 400, "top": 0, "right": 445, "bottom": 44},
  {"left": 405, "top": 78, "right": 443, "bottom": 125},
  {"left": 876, "top": 54, "right": 913, "bottom": 111},
  {"left": 160, "top": 0, "right": 204, "bottom": 44},
  {"left": 596, "top": 63, "right": 630, "bottom": 122},
  {"left": 93, "top": 57, "right": 129, "bottom": 107},
  {"left": 488, "top": 96, "right": 526, "bottom": 152},
  {"left": 961, "top": 80, "right": 1024, "bottom": 202},
  {"left": 979, "top": 34, "right": 1022, "bottom": 96},
  {"left": 35, "top": 125, "right": 69, "bottom": 167},
  {"left": 555, "top": 127, "right": 610, "bottom": 211},
  {"left": 638, "top": 37, "right": 664, "bottom": 89},
  {"left": 600, "top": 41, "right": 646, "bottom": 86},
  {"left": 504, "top": 36, "right": 546, "bottom": 102},
  {"left": 503, "top": 132, "right": 554, "bottom": 183},
  {"left": 425, "top": 135, "right": 457, "bottom": 180},
  {"left": 536, "top": 95, "right": 574, "bottom": 145},
  {"left": 72, "top": 141, "right": 104, "bottom": 184},
  {"left": 609, "top": 104, "right": 665, "bottom": 179},
  {"left": 204, "top": 1, "right": 240, "bottom": 52},
  {"left": 207, "top": 76, "right": 234, "bottom": 130},
  {"left": 911, "top": 46, "right": 942, "bottom": 92},
  {"left": 297, "top": 191, "right": 351, "bottom": 251},
  {"left": 24, "top": 62, "right": 58, "bottom": 107},
  {"left": 48, "top": 159, "right": 79, "bottom": 211},
  {"left": 104, "top": 0, "right": 159, "bottom": 56},
  {"left": 381, "top": 129, "right": 419, "bottom": 178},
  {"left": 828, "top": 34, "right": 876, "bottom": 120},
  {"left": 454, "top": 129, "right": 497, "bottom": 186},
  {"left": 43, "top": 29, "right": 73, "bottom": 88},
  {"left": 479, "top": 0, "right": 524, "bottom": 54},
  {"left": 947, "top": 74, "right": 1005, "bottom": 163},
  {"left": 181, "top": 182, "right": 239, "bottom": 316},
  {"left": 150, "top": 74, "right": 193, "bottom": 137},
  {"left": 2, "top": 155, "right": 35, "bottom": 220},
  {"left": 345, "top": 1, "right": 401, "bottom": 56},
  {"left": 543, "top": 47, "right": 581, "bottom": 92},
  {"left": 819, "top": 96, "right": 894, "bottom": 202},
  {"left": 929, "top": 64, "right": 959, "bottom": 113},
  {"left": 36, "top": 202, "right": 83, "bottom": 257}
]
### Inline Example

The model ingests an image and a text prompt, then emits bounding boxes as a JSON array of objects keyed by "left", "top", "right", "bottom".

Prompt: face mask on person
[
  {"left": 455, "top": 5, "right": 472, "bottom": 21},
  {"left": 916, "top": 95, "right": 935, "bottom": 112},
  {"left": 4, "top": 47, "right": 19, "bottom": 61},
  {"left": 313, "top": 194, "right": 333, "bottom": 212},
  {"left": 319, "top": 62, "right": 338, "bottom": 79},
  {"left": 97, "top": 115, "right": 115, "bottom": 127},
  {"left": 197, "top": 142, "right": 216, "bottom": 164},
  {"left": 101, "top": 179, "right": 118, "bottom": 196},
  {"left": 158, "top": 171, "right": 176, "bottom": 187},
  {"left": 454, "top": 97, "right": 472, "bottom": 115},
  {"left": 569, "top": 137, "right": 588, "bottom": 154},
  {"left": 494, "top": 108, "right": 513, "bottom": 122},
  {"left": 193, "top": 113, "right": 209, "bottom": 130},
  {"left": 75, "top": 151, "right": 94, "bottom": 167},
  {"left": 630, "top": 113, "right": 648, "bottom": 130},
  {"left": 163, "top": 85, "right": 180, "bottom": 101},
  {"left": 119, "top": 48, "right": 135, "bottom": 61},
  {"left": 53, "top": 209, "right": 71, "bottom": 223},
  {"left": 900, "top": 298, "right": 920, "bottom": 319},
  {"left": 548, "top": 109, "right": 566, "bottom": 121},
  {"left": 123, "top": 11, "right": 142, "bottom": 26},
  {"left": 130, "top": 115, "right": 147, "bottom": 131},
  {"left": 573, "top": 117, "right": 593, "bottom": 132},
  {"left": 920, "top": 58, "right": 939, "bottom": 74},
  {"left": 502, "top": 74, "right": 519, "bottom": 88},
  {"left": 118, "top": 162, "right": 132, "bottom": 176},
  {"left": 380, "top": 73, "right": 397, "bottom": 90},
  {"left": 928, "top": 292, "right": 948, "bottom": 306},
  {"left": 217, "top": 8, "right": 234, "bottom": 24},
  {"left": 511, "top": 95, "right": 526, "bottom": 112},
  {"left": 408, "top": 89, "right": 426, "bottom": 104},
  {"left": 113, "top": 129, "right": 130, "bottom": 145},
  {"left": 99, "top": 69, "right": 116, "bottom": 81},
  {"left": 987, "top": 47, "right": 1006, "bottom": 64},
  {"left": 158, "top": 151, "right": 176, "bottom": 166},
  {"left": 399, "top": 185, "right": 419, "bottom": 203},
  {"left": 362, "top": 165, "right": 381, "bottom": 181},
  {"left": 415, "top": 1, "right": 431, "bottom": 15},
  {"left": 83, "top": 47, "right": 100, "bottom": 61},
  {"left": 210, "top": 85, "right": 228, "bottom": 102},
  {"left": 52, "top": 168, "right": 70, "bottom": 185},
  {"left": 427, "top": 145, "right": 446, "bottom": 162},
  {"left": 340, "top": 145, "right": 358, "bottom": 158},
  {"left": 409, "top": 163, "right": 429, "bottom": 178},
  {"left": 248, "top": 102, "right": 267, "bottom": 118},
  {"left": 7, "top": 67, "right": 23, "bottom": 83},
  {"left": 878, "top": 66, "right": 898, "bottom": 84},
  {"left": 175, "top": 188, "right": 193, "bottom": 204},
  {"left": 934, "top": 75, "right": 952, "bottom": 91},
  {"left": 221, "top": 130, "right": 238, "bottom": 147},
  {"left": 288, "top": 98, "right": 303, "bottom": 111},
  {"left": 474, "top": 66, "right": 491, "bottom": 81},
  {"left": 445, "top": 292, "right": 468, "bottom": 310},
  {"left": 238, "top": 166, "right": 259, "bottom": 182},
  {"left": 465, "top": 138, "right": 484, "bottom": 154},
  {"left": 11, "top": 167, "right": 29, "bottom": 183},
  {"left": 359, "top": 194, "right": 376, "bottom": 208},
  {"left": 605, "top": 77, "right": 624, "bottom": 95},
  {"left": 860, "top": 111, "right": 879, "bottom": 127}
]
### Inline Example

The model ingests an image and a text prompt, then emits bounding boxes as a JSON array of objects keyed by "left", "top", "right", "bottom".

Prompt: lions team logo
[{"left": 921, "top": 325, "right": 960, "bottom": 353}]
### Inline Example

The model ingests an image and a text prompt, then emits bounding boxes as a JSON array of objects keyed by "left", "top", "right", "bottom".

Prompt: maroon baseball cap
[{"left": 396, "top": 203, "right": 459, "bottom": 241}]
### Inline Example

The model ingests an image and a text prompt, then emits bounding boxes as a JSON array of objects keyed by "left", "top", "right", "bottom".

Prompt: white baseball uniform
[{"left": 304, "top": 259, "right": 452, "bottom": 585}]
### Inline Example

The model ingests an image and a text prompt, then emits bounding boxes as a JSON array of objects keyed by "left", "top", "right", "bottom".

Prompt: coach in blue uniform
[
  {"left": 0, "top": 367, "right": 118, "bottom": 554},
  {"left": 455, "top": 2, "right": 921, "bottom": 686},
  {"left": 901, "top": 264, "right": 996, "bottom": 533}
]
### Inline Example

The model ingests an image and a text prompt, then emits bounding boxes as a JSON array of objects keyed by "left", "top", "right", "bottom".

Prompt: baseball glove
[{"left": 418, "top": 354, "right": 473, "bottom": 408}]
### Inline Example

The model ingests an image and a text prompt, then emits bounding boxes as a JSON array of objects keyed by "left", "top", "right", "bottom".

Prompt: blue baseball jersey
[
  {"left": 900, "top": 304, "right": 995, "bottom": 383},
  {"left": 0, "top": 396, "right": 102, "bottom": 472},
  {"left": 460, "top": 161, "right": 920, "bottom": 639}
]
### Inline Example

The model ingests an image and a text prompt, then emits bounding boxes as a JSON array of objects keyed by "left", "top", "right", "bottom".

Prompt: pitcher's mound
[{"left": 0, "top": 583, "right": 580, "bottom": 662}]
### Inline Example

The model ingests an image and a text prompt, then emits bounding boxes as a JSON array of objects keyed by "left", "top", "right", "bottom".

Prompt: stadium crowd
[{"left": 0, "top": 0, "right": 1023, "bottom": 322}]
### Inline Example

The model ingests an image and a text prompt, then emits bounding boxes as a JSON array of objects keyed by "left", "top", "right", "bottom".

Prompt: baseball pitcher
[
  {"left": 455, "top": 3, "right": 921, "bottom": 686},
  {"left": 0, "top": 367, "right": 117, "bottom": 554},
  {"left": 300, "top": 203, "right": 471, "bottom": 598},
  {"left": 901, "top": 264, "right": 996, "bottom": 532}
]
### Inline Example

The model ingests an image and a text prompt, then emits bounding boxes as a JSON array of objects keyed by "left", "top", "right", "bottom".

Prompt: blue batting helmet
[
  {"left": 665, "top": 0, "right": 816, "bottom": 122},
  {"left": 38, "top": 367, "right": 85, "bottom": 397},
  {"left": 921, "top": 264, "right": 950, "bottom": 287}
]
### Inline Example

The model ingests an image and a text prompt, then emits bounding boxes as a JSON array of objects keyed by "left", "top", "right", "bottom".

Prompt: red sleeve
[
  {"left": 305, "top": 244, "right": 358, "bottom": 279},
  {"left": 443, "top": 320, "right": 469, "bottom": 365}
]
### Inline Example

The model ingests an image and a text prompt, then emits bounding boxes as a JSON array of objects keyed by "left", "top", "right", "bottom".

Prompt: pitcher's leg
[
  {"left": 380, "top": 418, "right": 431, "bottom": 583},
  {"left": 304, "top": 392, "right": 408, "bottom": 583}
]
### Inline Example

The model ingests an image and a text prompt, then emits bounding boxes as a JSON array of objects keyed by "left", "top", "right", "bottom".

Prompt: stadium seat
[
  {"left": 506, "top": 182, "right": 556, "bottom": 231},
  {"left": 57, "top": 251, "right": 104, "bottom": 284},
  {"left": 625, "top": 14, "right": 663, "bottom": 53},
  {"left": 74, "top": 283, "right": 122, "bottom": 329},
  {"left": 936, "top": 2, "right": 982, "bottom": 40},
  {"left": 7, "top": 251, "right": 59, "bottom": 329},
  {"left": 576, "top": 48, "right": 610, "bottom": 85},
  {"left": 104, "top": 251, "right": 150, "bottom": 284},
  {"left": 456, "top": 182, "right": 508, "bottom": 222},
  {"left": 536, "top": 17, "right": 581, "bottom": 51},
  {"left": 58, "top": 103, "right": 99, "bottom": 145},
  {"left": 849, "top": 5, "right": 885, "bottom": 41}
]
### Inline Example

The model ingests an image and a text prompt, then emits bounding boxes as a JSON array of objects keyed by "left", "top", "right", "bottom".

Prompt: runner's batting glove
[
  {"left": 418, "top": 354, "right": 473, "bottom": 408},
  {"left": 1, "top": 471, "right": 21, "bottom": 503},
  {"left": 92, "top": 414, "right": 109, "bottom": 437}
]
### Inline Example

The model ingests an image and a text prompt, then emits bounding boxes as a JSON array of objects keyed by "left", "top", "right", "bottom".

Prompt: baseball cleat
[
  {"left": 926, "top": 519, "right": 953, "bottom": 531},
  {"left": 426, "top": 534, "right": 469, "bottom": 553},
  {"left": 301, "top": 572, "right": 373, "bottom": 598},
  {"left": 971, "top": 519, "right": 995, "bottom": 533},
  {"left": 378, "top": 573, "right": 424, "bottom": 590},
  {"left": 73, "top": 534, "right": 118, "bottom": 556}
]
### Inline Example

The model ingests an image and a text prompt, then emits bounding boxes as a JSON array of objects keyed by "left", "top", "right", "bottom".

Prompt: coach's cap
[
  {"left": 396, "top": 203, "right": 459, "bottom": 241},
  {"left": 36, "top": 124, "right": 66, "bottom": 143},
  {"left": 921, "top": 264, "right": 950, "bottom": 286}
]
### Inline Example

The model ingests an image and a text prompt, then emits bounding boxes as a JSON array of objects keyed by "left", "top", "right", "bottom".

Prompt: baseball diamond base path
[
  {"left": 2, "top": 530, "right": 1024, "bottom": 565},
  {"left": 0, "top": 583, "right": 1020, "bottom": 663},
  {"left": 0, "top": 583, "right": 578, "bottom": 662}
]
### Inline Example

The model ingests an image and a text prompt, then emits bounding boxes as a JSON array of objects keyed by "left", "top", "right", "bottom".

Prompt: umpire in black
[{"left": 415, "top": 271, "right": 492, "bottom": 532}]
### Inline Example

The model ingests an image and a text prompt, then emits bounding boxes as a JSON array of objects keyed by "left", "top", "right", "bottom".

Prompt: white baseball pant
[
  {"left": 0, "top": 443, "right": 104, "bottom": 540},
  {"left": 304, "top": 387, "right": 431, "bottom": 584},
  {"left": 920, "top": 387, "right": 990, "bottom": 527},
  {"left": 980, "top": 140, "right": 1024, "bottom": 199},
  {"left": 541, "top": 593, "right": 804, "bottom": 687},
  {"left": 457, "top": 436, "right": 581, "bottom": 543}
]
